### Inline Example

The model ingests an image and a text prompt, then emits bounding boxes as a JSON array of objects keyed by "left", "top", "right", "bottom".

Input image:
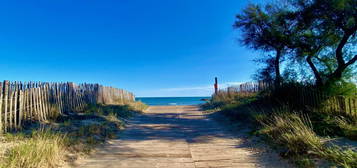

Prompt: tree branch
[
  {"left": 335, "top": 32, "right": 350, "bottom": 66},
  {"left": 306, "top": 55, "right": 323, "bottom": 86},
  {"left": 345, "top": 54, "right": 357, "bottom": 67}
]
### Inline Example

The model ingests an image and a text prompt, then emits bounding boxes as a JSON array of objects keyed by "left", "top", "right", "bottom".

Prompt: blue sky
[{"left": 0, "top": 0, "right": 262, "bottom": 97}]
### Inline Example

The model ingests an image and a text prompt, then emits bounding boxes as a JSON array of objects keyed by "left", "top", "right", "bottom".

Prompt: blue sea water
[{"left": 136, "top": 97, "right": 210, "bottom": 106}]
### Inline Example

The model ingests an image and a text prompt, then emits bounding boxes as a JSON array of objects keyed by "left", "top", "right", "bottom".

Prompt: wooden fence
[
  {"left": 221, "top": 81, "right": 357, "bottom": 118},
  {"left": 274, "top": 84, "right": 357, "bottom": 118},
  {"left": 226, "top": 81, "right": 271, "bottom": 93},
  {"left": 0, "top": 80, "right": 135, "bottom": 133}
]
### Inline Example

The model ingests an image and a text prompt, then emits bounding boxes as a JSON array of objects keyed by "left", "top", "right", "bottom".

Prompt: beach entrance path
[{"left": 74, "top": 106, "right": 291, "bottom": 168}]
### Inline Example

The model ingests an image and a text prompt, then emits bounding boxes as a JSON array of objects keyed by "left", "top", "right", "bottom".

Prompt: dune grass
[
  {"left": 0, "top": 130, "right": 66, "bottom": 168},
  {"left": 0, "top": 102, "right": 146, "bottom": 168},
  {"left": 204, "top": 88, "right": 357, "bottom": 168},
  {"left": 257, "top": 111, "right": 357, "bottom": 168}
]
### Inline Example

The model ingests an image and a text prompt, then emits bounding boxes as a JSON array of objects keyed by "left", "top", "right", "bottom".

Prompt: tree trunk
[
  {"left": 306, "top": 55, "right": 323, "bottom": 86},
  {"left": 328, "top": 54, "right": 357, "bottom": 83},
  {"left": 327, "top": 27, "right": 357, "bottom": 84},
  {"left": 274, "top": 49, "right": 282, "bottom": 88}
]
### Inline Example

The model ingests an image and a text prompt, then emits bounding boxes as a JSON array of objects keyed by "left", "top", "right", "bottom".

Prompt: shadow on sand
[{"left": 75, "top": 106, "right": 291, "bottom": 168}]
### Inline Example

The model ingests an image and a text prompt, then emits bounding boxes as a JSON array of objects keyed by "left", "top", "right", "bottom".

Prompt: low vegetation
[
  {"left": 220, "top": 0, "right": 357, "bottom": 165},
  {"left": 1, "top": 130, "right": 66, "bottom": 168},
  {"left": 204, "top": 83, "right": 357, "bottom": 168},
  {"left": 0, "top": 101, "right": 147, "bottom": 168}
]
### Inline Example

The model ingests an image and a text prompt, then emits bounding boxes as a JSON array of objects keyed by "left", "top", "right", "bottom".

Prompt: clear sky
[{"left": 0, "top": 0, "right": 262, "bottom": 97}]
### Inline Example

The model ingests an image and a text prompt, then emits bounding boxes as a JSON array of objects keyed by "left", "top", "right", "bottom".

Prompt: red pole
[{"left": 214, "top": 77, "right": 218, "bottom": 94}]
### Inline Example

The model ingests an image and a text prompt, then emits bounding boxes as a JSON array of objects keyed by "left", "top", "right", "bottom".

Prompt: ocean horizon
[{"left": 136, "top": 96, "right": 211, "bottom": 106}]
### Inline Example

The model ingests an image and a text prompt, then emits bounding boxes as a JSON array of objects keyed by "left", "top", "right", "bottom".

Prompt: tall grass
[
  {"left": 128, "top": 101, "right": 148, "bottom": 111},
  {"left": 256, "top": 111, "right": 357, "bottom": 168},
  {"left": 0, "top": 130, "right": 66, "bottom": 168},
  {"left": 0, "top": 102, "right": 147, "bottom": 168},
  {"left": 203, "top": 90, "right": 257, "bottom": 109},
  {"left": 336, "top": 118, "right": 357, "bottom": 140},
  {"left": 257, "top": 112, "right": 322, "bottom": 154},
  {"left": 204, "top": 84, "right": 357, "bottom": 167}
]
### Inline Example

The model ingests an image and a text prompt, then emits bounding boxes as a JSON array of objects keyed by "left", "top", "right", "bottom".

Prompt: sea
[{"left": 136, "top": 97, "right": 211, "bottom": 106}]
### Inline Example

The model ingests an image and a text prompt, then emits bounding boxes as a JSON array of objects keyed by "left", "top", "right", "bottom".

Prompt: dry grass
[
  {"left": 203, "top": 84, "right": 357, "bottom": 167},
  {"left": 258, "top": 112, "right": 323, "bottom": 154},
  {"left": 0, "top": 130, "right": 66, "bottom": 168},
  {"left": 202, "top": 90, "right": 257, "bottom": 111},
  {"left": 257, "top": 110, "right": 357, "bottom": 168},
  {"left": 336, "top": 118, "right": 357, "bottom": 141},
  {"left": 127, "top": 101, "right": 148, "bottom": 111},
  {"left": 0, "top": 102, "right": 147, "bottom": 168},
  {"left": 318, "top": 146, "right": 357, "bottom": 168},
  {"left": 212, "top": 91, "right": 256, "bottom": 105}
]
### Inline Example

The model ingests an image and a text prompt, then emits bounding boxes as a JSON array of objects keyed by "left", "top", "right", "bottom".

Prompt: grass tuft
[
  {"left": 0, "top": 102, "right": 146, "bottom": 168},
  {"left": 1, "top": 130, "right": 66, "bottom": 168},
  {"left": 257, "top": 112, "right": 322, "bottom": 155},
  {"left": 257, "top": 110, "right": 357, "bottom": 168}
]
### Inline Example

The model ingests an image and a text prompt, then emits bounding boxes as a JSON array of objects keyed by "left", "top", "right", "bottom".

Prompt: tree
[
  {"left": 290, "top": 0, "right": 357, "bottom": 86},
  {"left": 235, "top": 0, "right": 356, "bottom": 88},
  {"left": 319, "top": 0, "right": 357, "bottom": 84},
  {"left": 234, "top": 4, "right": 293, "bottom": 87},
  {"left": 288, "top": 12, "right": 338, "bottom": 86}
]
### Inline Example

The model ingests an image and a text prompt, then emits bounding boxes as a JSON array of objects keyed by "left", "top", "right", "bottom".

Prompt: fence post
[
  {"left": 0, "top": 82, "right": 3, "bottom": 133},
  {"left": 214, "top": 77, "right": 218, "bottom": 94}
]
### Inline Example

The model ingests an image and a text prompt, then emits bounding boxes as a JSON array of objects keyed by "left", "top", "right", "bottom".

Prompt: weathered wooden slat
[
  {"left": 0, "top": 80, "right": 136, "bottom": 132},
  {"left": 18, "top": 90, "right": 23, "bottom": 128},
  {"left": 37, "top": 86, "right": 45, "bottom": 121},
  {"left": 14, "top": 85, "right": 18, "bottom": 129},
  {"left": 9, "top": 88, "right": 14, "bottom": 130}
]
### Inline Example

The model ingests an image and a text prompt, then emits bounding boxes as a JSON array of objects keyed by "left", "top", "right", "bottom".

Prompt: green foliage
[
  {"left": 203, "top": 91, "right": 257, "bottom": 109},
  {"left": 317, "top": 146, "right": 357, "bottom": 168},
  {"left": 3, "top": 132, "right": 27, "bottom": 142},
  {"left": 322, "top": 80, "right": 357, "bottom": 97},
  {"left": 234, "top": 3, "right": 295, "bottom": 85},
  {"left": 294, "top": 156, "right": 315, "bottom": 168},
  {"left": 336, "top": 118, "right": 357, "bottom": 140},
  {"left": 235, "top": 0, "right": 357, "bottom": 87}
]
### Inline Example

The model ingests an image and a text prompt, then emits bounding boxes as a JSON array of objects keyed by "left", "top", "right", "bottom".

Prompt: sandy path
[{"left": 73, "top": 106, "right": 291, "bottom": 168}]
